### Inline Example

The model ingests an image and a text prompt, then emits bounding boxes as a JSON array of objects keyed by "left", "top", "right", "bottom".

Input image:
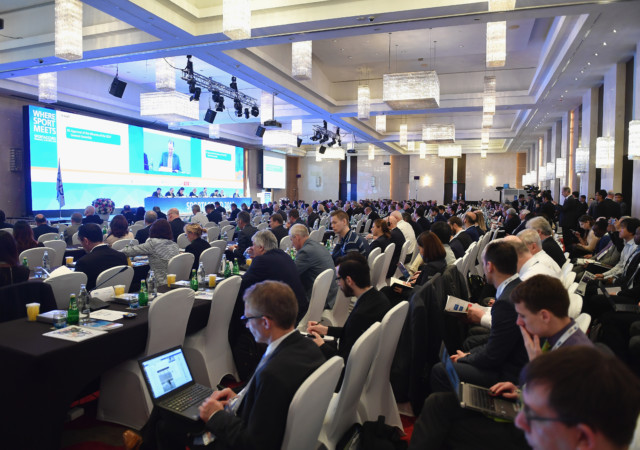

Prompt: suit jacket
[
  {"left": 33, "top": 224, "right": 58, "bottom": 240},
  {"left": 74, "top": 244, "right": 128, "bottom": 291},
  {"left": 82, "top": 215, "right": 103, "bottom": 225},
  {"left": 295, "top": 238, "right": 338, "bottom": 308},
  {"left": 448, "top": 238, "right": 465, "bottom": 259},
  {"left": 597, "top": 198, "right": 621, "bottom": 219},
  {"left": 464, "top": 226, "right": 481, "bottom": 242},
  {"left": 134, "top": 225, "right": 151, "bottom": 244},
  {"left": 170, "top": 218, "right": 186, "bottom": 241},
  {"left": 159, "top": 151, "right": 181, "bottom": 172},
  {"left": 503, "top": 216, "right": 521, "bottom": 235},
  {"left": 185, "top": 238, "right": 210, "bottom": 271},
  {"left": 207, "top": 332, "right": 324, "bottom": 450},
  {"left": 370, "top": 235, "right": 391, "bottom": 253},
  {"left": 451, "top": 230, "right": 472, "bottom": 252},
  {"left": 269, "top": 225, "right": 288, "bottom": 245},
  {"left": 459, "top": 278, "right": 528, "bottom": 382},
  {"left": 307, "top": 212, "right": 320, "bottom": 229},
  {"left": 231, "top": 225, "right": 258, "bottom": 263},
  {"left": 207, "top": 210, "right": 223, "bottom": 224},
  {"left": 417, "top": 217, "right": 431, "bottom": 232},
  {"left": 560, "top": 195, "right": 580, "bottom": 230},
  {"left": 387, "top": 228, "right": 406, "bottom": 278},
  {"left": 322, "top": 288, "right": 390, "bottom": 365},
  {"left": 229, "top": 209, "right": 239, "bottom": 221},
  {"left": 542, "top": 236, "right": 566, "bottom": 268}
]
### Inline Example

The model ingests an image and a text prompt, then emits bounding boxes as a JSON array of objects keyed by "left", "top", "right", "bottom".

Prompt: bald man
[
  {"left": 463, "top": 212, "right": 481, "bottom": 242},
  {"left": 82, "top": 205, "right": 104, "bottom": 225}
]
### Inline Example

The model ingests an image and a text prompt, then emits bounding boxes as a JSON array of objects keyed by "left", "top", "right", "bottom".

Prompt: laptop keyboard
[
  {"left": 471, "top": 388, "right": 495, "bottom": 411},
  {"left": 161, "top": 385, "right": 211, "bottom": 412}
]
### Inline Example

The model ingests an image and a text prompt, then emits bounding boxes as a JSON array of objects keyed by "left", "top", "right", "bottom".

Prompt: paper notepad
[
  {"left": 43, "top": 326, "right": 107, "bottom": 342},
  {"left": 90, "top": 309, "right": 128, "bottom": 321}
]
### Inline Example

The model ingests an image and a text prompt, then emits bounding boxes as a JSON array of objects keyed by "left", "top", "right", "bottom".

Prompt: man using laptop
[
  {"left": 409, "top": 275, "right": 593, "bottom": 449},
  {"left": 126, "top": 281, "right": 325, "bottom": 450}
]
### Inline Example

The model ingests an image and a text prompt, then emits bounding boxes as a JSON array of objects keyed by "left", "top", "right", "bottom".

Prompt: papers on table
[
  {"left": 79, "top": 319, "right": 123, "bottom": 331},
  {"left": 48, "top": 266, "right": 72, "bottom": 279},
  {"left": 299, "top": 331, "right": 335, "bottom": 342},
  {"left": 37, "top": 310, "right": 67, "bottom": 324},
  {"left": 195, "top": 290, "right": 214, "bottom": 300},
  {"left": 91, "top": 287, "right": 115, "bottom": 301},
  {"left": 43, "top": 326, "right": 107, "bottom": 342},
  {"left": 90, "top": 309, "right": 129, "bottom": 321},
  {"left": 172, "top": 280, "right": 191, "bottom": 287}
]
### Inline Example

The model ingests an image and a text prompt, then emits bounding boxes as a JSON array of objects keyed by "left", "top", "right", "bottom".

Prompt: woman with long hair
[
  {"left": 105, "top": 214, "right": 134, "bottom": 246},
  {"left": 13, "top": 220, "right": 42, "bottom": 255},
  {"left": 0, "top": 231, "right": 29, "bottom": 287},
  {"left": 369, "top": 219, "right": 391, "bottom": 253}
]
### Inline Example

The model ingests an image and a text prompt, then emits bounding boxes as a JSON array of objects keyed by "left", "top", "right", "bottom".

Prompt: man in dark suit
[
  {"left": 205, "top": 203, "right": 222, "bottom": 224},
  {"left": 214, "top": 201, "right": 226, "bottom": 216},
  {"left": 431, "top": 240, "right": 526, "bottom": 391},
  {"left": 152, "top": 206, "right": 166, "bottom": 220},
  {"left": 158, "top": 140, "right": 181, "bottom": 173},
  {"left": 527, "top": 216, "right": 566, "bottom": 268},
  {"left": 363, "top": 207, "right": 380, "bottom": 233},
  {"left": 74, "top": 224, "right": 128, "bottom": 291},
  {"left": 0, "top": 210, "right": 12, "bottom": 230},
  {"left": 130, "top": 281, "right": 325, "bottom": 450},
  {"left": 228, "top": 203, "right": 239, "bottom": 221},
  {"left": 306, "top": 206, "right": 320, "bottom": 230},
  {"left": 134, "top": 211, "right": 156, "bottom": 244},
  {"left": 231, "top": 230, "right": 309, "bottom": 379},
  {"left": 167, "top": 208, "right": 185, "bottom": 242},
  {"left": 597, "top": 189, "right": 621, "bottom": 219},
  {"left": 151, "top": 188, "right": 162, "bottom": 198},
  {"left": 32, "top": 214, "right": 58, "bottom": 240},
  {"left": 81, "top": 205, "right": 103, "bottom": 225},
  {"left": 559, "top": 186, "right": 580, "bottom": 247},
  {"left": 502, "top": 208, "right": 521, "bottom": 235},
  {"left": 285, "top": 209, "right": 305, "bottom": 230},
  {"left": 463, "top": 212, "right": 481, "bottom": 242},
  {"left": 415, "top": 207, "right": 431, "bottom": 233},
  {"left": 268, "top": 213, "right": 288, "bottom": 245},
  {"left": 448, "top": 216, "right": 472, "bottom": 254},
  {"left": 226, "top": 211, "right": 257, "bottom": 264},
  {"left": 308, "top": 252, "right": 389, "bottom": 385}
]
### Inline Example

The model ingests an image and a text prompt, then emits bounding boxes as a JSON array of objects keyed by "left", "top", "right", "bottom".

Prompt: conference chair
[
  {"left": 256, "top": 222, "right": 268, "bottom": 231},
  {"left": 369, "top": 254, "right": 385, "bottom": 296},
  {"left": 568, "top": 291, "right": 583, "bottom": 319},
  {"left": 111, "top": 239, "right": 138, "bottom": 251},
  {"left": 37, "top": 232, "right": 59, "bottom": 244},
  {"left": 281, "top": 357, "right": 344, "bottom": 450},
  {"left": 42, "top": 240, "right": 66, "bottom": 267},
  {"left": 358, "top": 302, "right": 409, "bottom": 431},
  {"left": 129, "top": 224, "right": 143, "bottom": 236},
  {"left": 167, "top": 253, "right": 195, "bottom": 281},
  {"left": 206, "top": 226, "right": 220, "bottom": 242},
  {"left": 72, "top": 232, "right": 81, "bottom": 245},
  {"left": 177, "top": 233, "right": 190, "bottom": 249},
  {"left": 377, "top": 242, "right": 395, "bottom": 290},
  {"left": 220, "top": 225, "right": 235, "bottom": 242},
  {"left": 367, "top": 247, "right": 381, "bottom": 270},
  {"left": 297, "top": 269, "right": 334, "bottom": 332},
  {"left": 363, "top": 218, "right": 372, "bottom": 234},
  {"left": 133, "top": 220, "right": 145, "bottom": 227},
  {"left": 97, "top": 288, "right": 195, "bottom": 429},
  {"left": 55, "top": 223, "right": 67, "bottom": 234},
  {"left": 95, "top": 265, "right": 134, "bottom": 292},
  {"left": 309, "top": 229, "right": 323, "bottom": 243},
  {"left": 321, "top": 289, "right": 354, "bottom": 328},
  {"left": 218, "top": 220, "right": 230, "bottom": 229},
  {"left": 312, "top": 218, "right": 320, "bottom": 229},
  {"left": 19, "top": 247, "right": 57, "bottom": 271},
  {"left": 317, "top": 323, "right": 381, "bottom": 450},
  {"left": 44, "top": 271, "right": 88, "bottom": 309},
  {"left": 392, "top": 241, "right": 411, "bottom": 278},
  {"left": 183, "top": 277, "right": 242, "bottom": 387},
  {"left": 562, "top": 271, "right": 577, "bottom": 289},
  {"left": 280, "top": 235, "right": 292, "bottom": 251},
  {"left": 318, "top": 225, "right": 326, "bottom": 236},
  {"left": 198, "top": 246, "right": 223, "bottom": 276},
  {"left": 575, "top": 312, "right": 591, "bottom": 334},
  {"left": 204, "top": 222, "right": 218, "bottom": 229}
]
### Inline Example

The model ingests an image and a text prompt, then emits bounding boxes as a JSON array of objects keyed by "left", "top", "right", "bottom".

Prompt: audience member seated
[
  {"left": 151, "top": 187, "right": 162, "bottom": 197},
  {"left": 391, "top": 210, "right": 417, "bottom": 257},
  {"left": 403, "top": 212, "right": 422, "bottom": 240},
  {"left": 409, "top": 275, "right": 592, "bottom": 450},
  {"left": 225, "top": 211, "right": 257, "bottom": 265},
  {"left": 569, "top": 214, "right": 599, "bottom": 258},
  {"left": 306, "top": 206, "right": 319, "bottom": 230},
  {"left": 385, "top": 213, "right": 407, "bottom": 278},
  {"left": 82, "top": 205, "right": 103, "bottom": 225},
  {"left": 414, "top": 206, "right": 430, "bottom": 233},
  {"left": 189, "top": 188, "right": 198, "bottom": 197},
  {"left": 32, "top": 214, "right": 58, "bottom": 240},
  {"left": 176, "top": 187, "right": 185, "bottom": 197},
  {"left": 121, "top": 219, "right": 180, "bottom": 286},
  {"left": 368, "top": 218, "right": 391, "bottom": 254},
  {"left": 13, "top": 220, "right": 42, "bottom": 255},
  {"left": 134, "top": 206, "right": 146, "bottom": 223},
  {"left": 189, "top": 205, "right": 208, "bottom": 227},
  {"left": 0, "top": 231, "right": 30, "bottom": 288},
  {"left": 430, "top": 221, "right": 457, "bottom": 265},
  {"left": 164, "top": 187, "right": 175, "bottom": 198},
  {"left": 104, "top": 214, "right": 134, "bottom": 246},
  {"left": 266, "top": 213, "right": 287, "bottom": 246},
  {"left": 503, "top": 208, "right": 521, "bottom": 235},
  {"left": 382, "top": 231, "right": 447, "bottom": 306},
  {"left": 0, "top": 210, "right": 12, "bottom": 229},
  {"left": 307, "top": 253, "right": 389, "bottom": 385},
  {"left": 503, "top": 236, "right": 560, "bottom": 281},
  {"left": 74, "top": 224, "right": 128, "bottom": 291},
  {"left": 511, "top": 209, "right": 531, "bottom": 235},
  {"left": 285, "top": 209, "right": 305, "bottom": 229},
  {"left": 121, "top": 205, "right": 135, "bottom": 224},
  {"left": 205, "top": 203, "right": 222, "bottom": 224},
  {"left": 63, "top": 213, "right": 83, "bottom": 246},
  {"left": 184, "top": 224, "right": 210, "bottom": 271},
  {"left": 432, "top": 240, "right": 527, "bottom": 391},
  {"left": 289, "top": 224, "right": 338, "bottom": 309},
  {"left": 152, "top": 206, "right": 166, "bottom": 220},
  {"left": 134, "top": 211, "right": 157, "bottom": 245},
  {"left": 126, "top": 281, "right": 325, "bottom": 450},
  {"left": 228, "top": 203, "right": 239, "bottom": 221},
  {"left": 516, "top": 229, "right": 561, "bottom": 276},
  {"left": 231, "top": 230, "right": 309, "bottom": 380},
  {"left": 526, "top": 216, "right": 566, "bottom": 268},
  {"left": 214, "top": 201, "right": 226, "bottom": 216},
  {"left": 330, "top": 210, "right": 369, "bottom": 263},
  {"left": 167, "top": 208, "right": 185, "bottom": 242},
  {"left": 463, "top": 212, "right": 481, "bottom": 242}
]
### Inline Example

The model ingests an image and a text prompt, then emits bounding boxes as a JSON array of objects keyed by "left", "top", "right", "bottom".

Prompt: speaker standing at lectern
[{"left": 158, "top": 140, "right": 182, "bottom": 173}]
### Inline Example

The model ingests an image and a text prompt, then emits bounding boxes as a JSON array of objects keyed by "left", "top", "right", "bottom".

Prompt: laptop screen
[
  {"left": 140, "top": 347, "right": 194, "bottom": 399},
  {"left": 440, "top": 343, "right": 461, "bottom": 394}
]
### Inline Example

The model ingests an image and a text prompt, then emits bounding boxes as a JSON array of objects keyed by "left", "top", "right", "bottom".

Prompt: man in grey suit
[{"left": 290, "top": 224, "right": 338, "bottom": 309}]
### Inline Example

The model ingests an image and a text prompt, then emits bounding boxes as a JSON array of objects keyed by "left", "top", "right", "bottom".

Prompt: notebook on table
[
  {"left": 598, "top": 281, "right": 640, "bottom": 313},
  {"left": 139, "top": 346, "right": 214, "bottom": 421},
  {"left": 440, "top": 343, "right": 519, "bottom": 420}
]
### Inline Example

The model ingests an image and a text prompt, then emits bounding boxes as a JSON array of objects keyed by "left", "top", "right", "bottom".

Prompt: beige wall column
[
  {"left": 580, "top": 87, "right": 599, "bottom": 197},
  {"left": 632, "top": 41, "right": 640, "bottom": 218},
  {"left": 390, "top": 155, "right": 409, "bottom": 201},
  {"left": 600, "top": 62, "right": 626, "bottom": 191},
  {"left": 550, "top": 120, "right": 561, "bottom": 199}
]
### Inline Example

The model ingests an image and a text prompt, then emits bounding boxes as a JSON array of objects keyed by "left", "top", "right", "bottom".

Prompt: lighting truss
[
  {"left": 310, "top": 123, "right": 342, "bottom": 147},
  {"left": 422, "top": 124, "right": 455, "bottom": 143}
]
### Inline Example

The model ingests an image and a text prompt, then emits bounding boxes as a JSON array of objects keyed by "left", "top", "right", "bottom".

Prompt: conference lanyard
[{"left": 548, "top": 323, "right": 580, "bottom": 352}]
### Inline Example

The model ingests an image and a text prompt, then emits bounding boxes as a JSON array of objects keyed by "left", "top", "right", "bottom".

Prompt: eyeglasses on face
[
  {"left": 240, "top": 314, "right": 267, "bottom": 323},
  {"left": 517, "top": 399, "right": 576, "bottom": 428}
]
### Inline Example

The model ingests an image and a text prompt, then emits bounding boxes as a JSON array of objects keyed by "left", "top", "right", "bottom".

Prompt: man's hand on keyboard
[
  {"left": 199, "top": 388, "right": 236, "bottom": 421},
  {"left": 489, "top": 381, "right": 519, "bottom": 399}
]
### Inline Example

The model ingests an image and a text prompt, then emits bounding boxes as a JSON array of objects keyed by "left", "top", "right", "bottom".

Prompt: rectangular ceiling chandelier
[
  {"left": 209, "top": 124, "right": 220, "bottom": 139},
  {"left": 483, "top": 75, "right": 496, "bottom": 115},
  {"left": 488, "top": 0, "right": 516, "bottom": 12},
  {"left": 438, "top": 144, "right": 462, "bottom": 158},
  {"left": 263, "top": 130, "right": 298, "bottom": 148},
  {"left": 546, "top": 161, "right": 555, "bottom": 180},
  {"left": 482, "top": 113, "right": 494, "bottom": 128},
  {"left": 399, "top": 124, "right": 408, "bottom": 147},
  {"left": 407, "top": 141, "right": 415, "bottom": 151},
  {"left": 261, "top": 92, "right": 273, "bottom": 124},
  {"left": 317, "top": 147, "right": 345, "bottom": 160},
  {"left": 555, "top": 157, "right": 566, "bottom": 178},
  {"left": 419, "top": 142, "right": 427, "bottom": 159},
  {"left": 358, "top": 85, "right": 370, "bottom": 120},
  {"left": 575, "top": 147, "right": 589, "bottom": 173},
  {"left": 156, "top": 58, "right": 175, "bottom": 91},
  {"left": 486, "top": 21, "right": 506, "bottom": 68},
  {"left": 292, "top": 41, "right": 312, "bottom": 81},
  {"left": 55, "top": 0, "right": 83, "bottom": 61},
  {"left": 39, "top": 72, "right": 57, "bottom": 103},
  {"left": 596, "top": 136, "right": 614, "bottom": 168},
  {"left": 383, "top": 71, "right": 439, "bottom": 109},
  {"left": 376, "top": 115, "right": 386, "bottom": 133},
  {"left": 140, "top": 91, "right": 199, "bottom": 122},
  {"left": 422, "top": 124, "right": 455, "bottom": 143},
  {"left": 481, "top": 130, "right": 490, "bottom": 145},
  {"left": 222, "top": 0, "right": 251, "bottom": 40},
  {"left": 481, "top": 150, "right": 487, "bottom": 159},
  {"left": 368, "top": 144, "right": 375, "bottom": 160},
  {"left": 629, "top": 120, "right": 640, "bottom": 160},
  {"left": 291, "top": 119, "right": 303, "bottom": 136}
]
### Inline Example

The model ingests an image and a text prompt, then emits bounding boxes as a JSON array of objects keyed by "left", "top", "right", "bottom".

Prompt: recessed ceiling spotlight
[
  {"left": 594, "top": 52, "right": 598, "bottom": 56},
  {"left": 581, "top": 70, "right": 584, "bottom": 73},
  {"left": 603, "top": 42, "right": 607, "bottom": 46},
  {"left": 587, "top": 62, "right": 591, "bottom": 65},
  {"left": 348, "top": 56, "right": 352, "bottom": 59},
  {"left": 613, "top": 29, "right": 617, "bottom": 33},
  {"left": 340, "top": 48, "right": 344, "bottom": 52},
  {"left": 565, "top": 90, "right": 568, "bottom": 93},
  {"left": 459, "top": 44, "right": 464, "bottom": 48},
  {"left": 575, "top": 77, "right": 578, "bottom": 81}
]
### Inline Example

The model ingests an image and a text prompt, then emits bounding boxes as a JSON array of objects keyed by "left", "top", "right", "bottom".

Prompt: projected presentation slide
[
  {"left": 26, "top": 106, "right": 245, "bottom": 213},
  {"left": 263, "top": 151, "right": 286, "bottom": 189}
]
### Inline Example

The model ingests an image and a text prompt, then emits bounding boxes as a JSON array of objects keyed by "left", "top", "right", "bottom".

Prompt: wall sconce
[
  {"left": 486, "top": 175, "right": 495, "bottom": 186},
  {"left": 316, "top": 176, "right": 322, "bottom": 187},
  {"left": 422, "top": 176, "right": 431, "bottom": 187},
  {"left": 370, "top": 176, "right": 376, "bottom": 187}
]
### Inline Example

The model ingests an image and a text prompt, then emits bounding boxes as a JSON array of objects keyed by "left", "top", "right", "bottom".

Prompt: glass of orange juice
[{"left": 167, "top": 273, "right": 176, "bottom": 287}]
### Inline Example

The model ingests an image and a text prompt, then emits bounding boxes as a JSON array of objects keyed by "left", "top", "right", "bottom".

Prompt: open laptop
[
  {"left": 139, "top": 346, "right": 214, "bottom": 421},
  {"left": 598, "top": 281, "right": 640, "bottom": 313},
  {"left": 575, "top": 271, "right": 595, "bottom": 296},
  {"left": 440, "top": 343, "right": 519, "bottom": 420}
]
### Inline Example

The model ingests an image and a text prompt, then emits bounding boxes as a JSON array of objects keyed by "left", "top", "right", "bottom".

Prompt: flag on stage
[{"left": 56, "top": 158, "right": 65, "bottom": 208}]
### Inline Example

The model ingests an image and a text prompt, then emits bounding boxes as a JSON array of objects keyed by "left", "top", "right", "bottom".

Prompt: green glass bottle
[
  {"left": 232, "top": 259, "right": 240, "bottom": 276},
  {"left": 190, "top": 269, "right": 199, "bottom": 291},
  {"left": 67, "top": 294, "right": 79, "bottom": 325},
  {"left": 224, "top": 261, "right": 232, "bottom": 278},
  {"left": 139, "top": 280, "right": 148, "bottom": 307},
  {"left": 22, "top": 258, "right": 28, "bottom": 267}
]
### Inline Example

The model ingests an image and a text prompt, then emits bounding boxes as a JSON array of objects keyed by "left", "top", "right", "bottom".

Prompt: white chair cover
[
  {"left": 321, "top": 289, "right": 353, "bottom": 328},
  {"left": 562, "top": 271, "right": 577, "bottom": 289},
  {"left": 183, "top": 277, "right": 242, "bottom": 387},
  {"left": 575, "top": 312, "right": 591, "bottom": 333},
  {"left": 209, "top": 240, "right": 227, "bottom": 261},
  {"left": 257, "top": 222, "right": 268, "bottom": 231},
  {"left": 309, "top": 229, "right": 322, "bottom": 242},
  {"left": 44, "top": 271, "right": 88, "bottom": 309},
  {"left": 297, "top": 269, "right": 334, "bottom": 331},
  {"left": 133, "top": 220, "right": 145, "bottom": 227},
  {"left": 393, "top": 240, "right": 411, "bottom": 278},
  {"left": 369, "top": 254, "right": 385, "bottom": 295},
  {"left": 367, "top": 247, "right": 381, "bottom": 270},
  {"left": 280, "top": 235, "right": 292, "bottom": 250},
  {"left": 282, "top": 357, "right": 344, "bottom": 450},
  {"left": 111, "top": 239, "right": 138, "bottom": 251},
  {"left": 377, "top": 243, "right": 395, "bottom": 290},
  {"left": 37, "top": 233, "right": 59, "bottom": 244},
  {"left": 199, "top": 246, "right": 223, "bottom": 276},
  {"left": 42, "top": 240, "right": 66, "bottom": 267},
  {"left": 19, "top": 247, "right": 57, "bottom": 270},
  {"left": 206, "top": 226, "right": 220, "bottom": 242},
  {"left": 95, "top": 265, "right": 134, "bottom": 292},
  {"left": 568, "top": 292, "right": 583, "bottom": 319},
  {"left": 129, "top": 224, "right": 143, "bottom": 236},
  {"left": 167, "top": 253, "right": 195, "bottom": 281},
  {"left": 204, "top": 222, "right": 218, "bottom": 229},
  {"left": 177, "top": 233, "right": 190, "bottom": 249},
  {"left": 72, "top": 232, "right": 81, "bottom": 245}
]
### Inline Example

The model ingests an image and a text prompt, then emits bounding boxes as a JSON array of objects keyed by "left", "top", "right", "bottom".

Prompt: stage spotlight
[
  {"left": 216, "top": 98, "right": 225, "bottom": 112},
  {"left": 337, "top": 138, "right": 342, "bottom": 147},
  {"left": 230, "top": 76, "right": 238, "bottom": 91},
  {"left": 329, "top": 138, "right": 336, "bottom": 147},
  {"left": 323, "top": 120, "right": 328, "bottom": 129},
  {"left": 186, "top": 55, "right": 194, "bottom": 76},
  {"left": 212, "top": 90, "right": 221, "bottom": 102},
  {"left": 204, "top": 108, "right": 216, "bottom": 123},
  {"left": 190, "top": 87, "right": 201, "bottom": 102},
  {"left": 336, "top": 127, "right": 340, "bottom": 135},
  {"left": 244, "top": 108, "right": 250, "bottom": 119},
  {"left": 296, "top": 137, "right": 303, "bottom": 147},
  {"left": 319, "top": 135, "right": 329, "bottom": 144},
  {"left": 251, "top": 105, "right": 259, "bottom": 117},
  {"left": 319, "top": 145, "right": 326, "bottom": 154},
  {"left": 188, "top": 79, "right": 196, "bottom": 94}
]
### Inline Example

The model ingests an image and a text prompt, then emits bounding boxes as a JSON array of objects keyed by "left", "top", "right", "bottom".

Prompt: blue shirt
[{"left": 332, "top": 229, "right": 369, "bottom": 262}]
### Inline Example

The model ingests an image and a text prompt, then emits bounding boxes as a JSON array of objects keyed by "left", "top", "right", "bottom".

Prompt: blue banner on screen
[
  {"left": 26, "top": 106, "right": 245, "bottom": 213},
  {"left": 263, "top": 151, "right": 286, "bottom": 189}
]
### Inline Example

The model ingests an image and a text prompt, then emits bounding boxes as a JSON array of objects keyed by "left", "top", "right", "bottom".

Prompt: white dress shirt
[{"left": 603, "top": 239, "right": 638, "bottom": 279}]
